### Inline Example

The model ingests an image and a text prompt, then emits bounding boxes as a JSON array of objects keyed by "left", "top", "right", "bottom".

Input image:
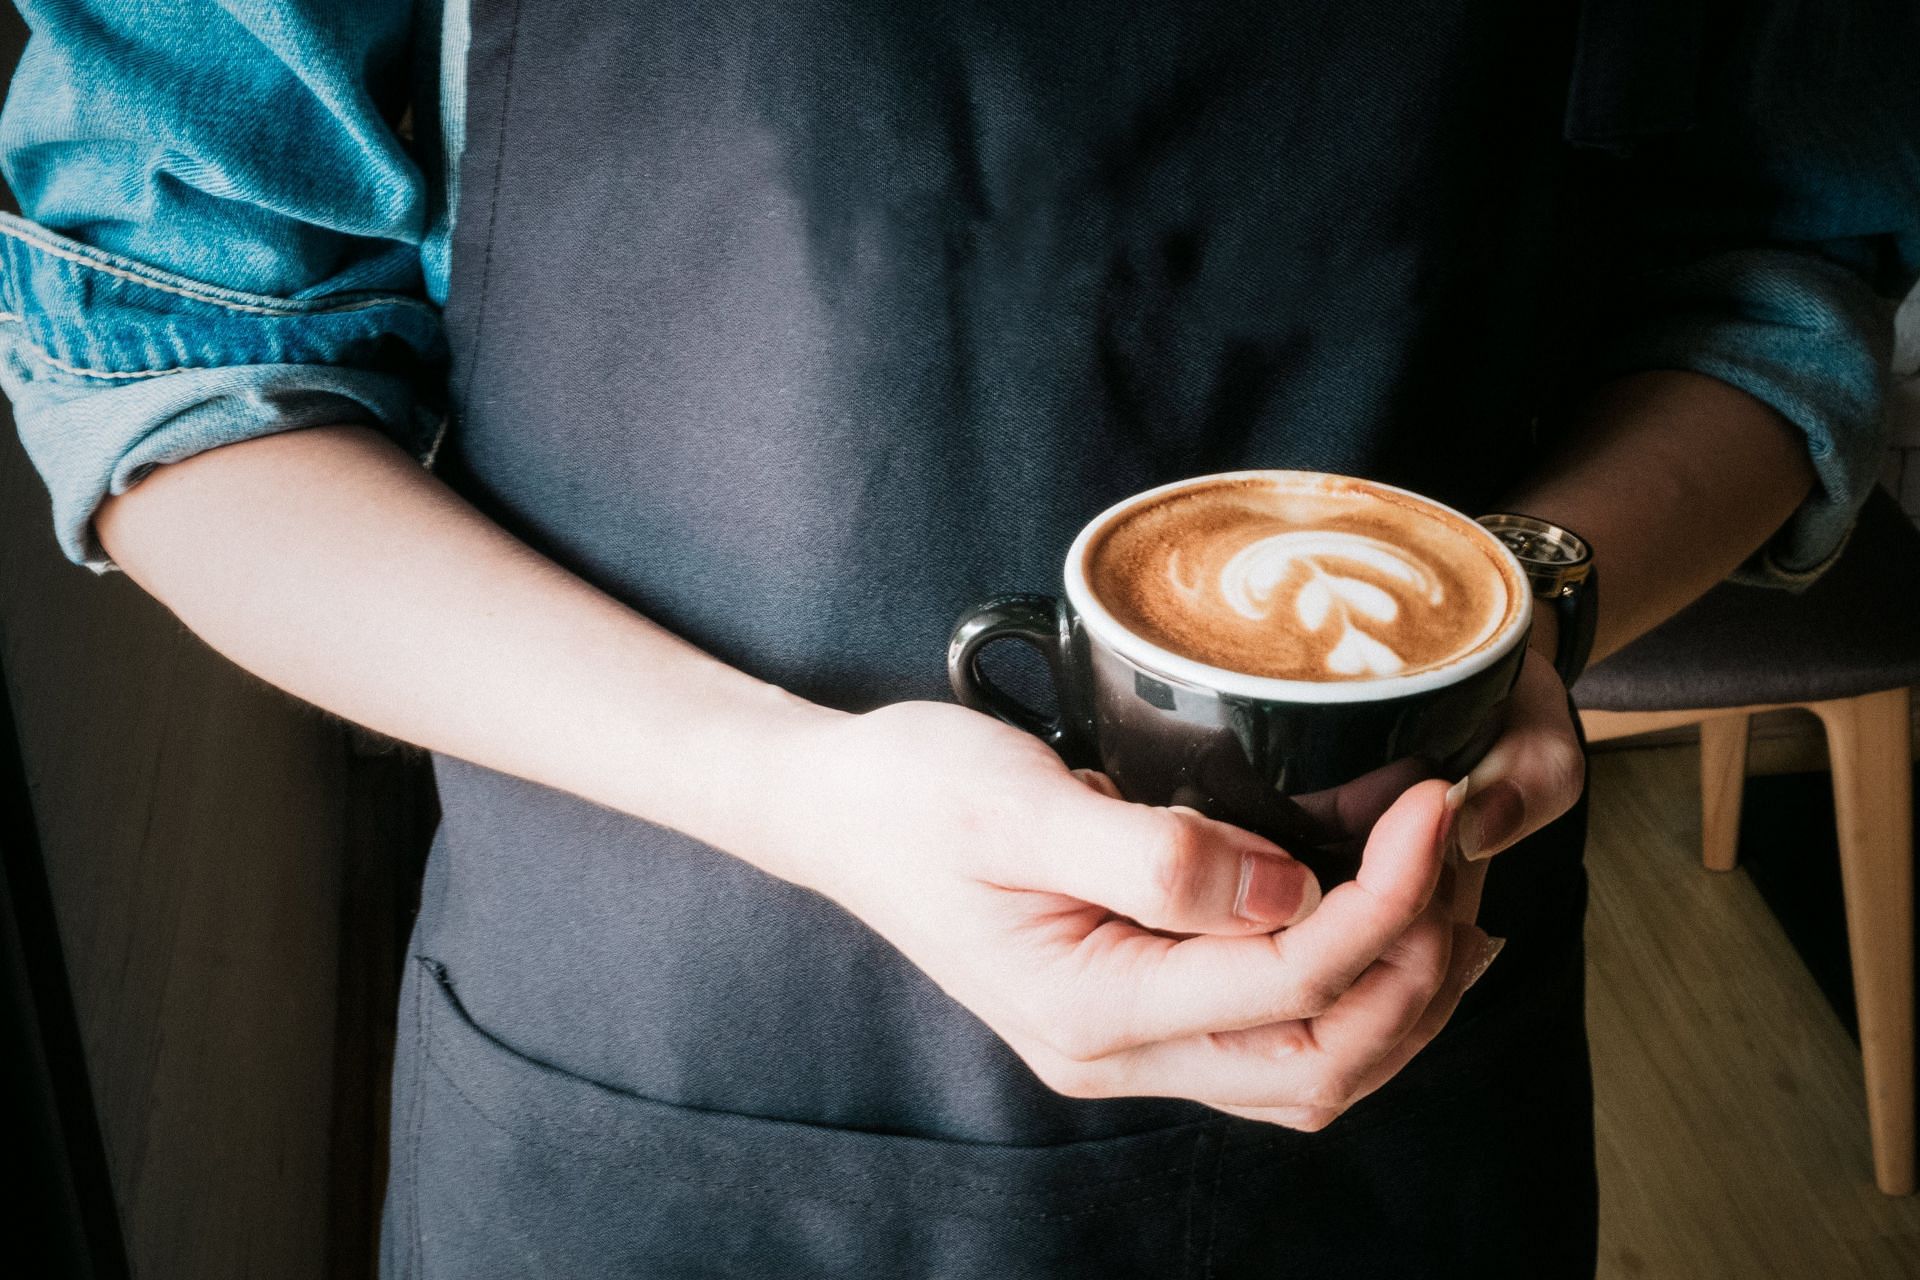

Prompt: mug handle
[
  {"left": 1549, "top": 564, "right": 1599, "bottom": 688},
  {"left": 947, "top": 594, "right": 1076, "bottom": 751}
]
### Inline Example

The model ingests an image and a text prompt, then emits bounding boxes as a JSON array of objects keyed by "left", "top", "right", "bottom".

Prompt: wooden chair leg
[
  {"left": 1698, "top": 713, "right": 1750, "bottom": 872},
  {"left": 1814, "top": 687, "right": 1916, "bottom": 1195}
]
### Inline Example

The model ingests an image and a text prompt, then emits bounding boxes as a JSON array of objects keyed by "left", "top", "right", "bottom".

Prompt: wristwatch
[{"left": 1476, "top": 513, "right": 1598, "bottom": 687}]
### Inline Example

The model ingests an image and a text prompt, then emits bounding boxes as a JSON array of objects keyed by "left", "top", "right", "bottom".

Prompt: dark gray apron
[{"left": 381, "top": 1, "right": 1650, "bottom": 1273}]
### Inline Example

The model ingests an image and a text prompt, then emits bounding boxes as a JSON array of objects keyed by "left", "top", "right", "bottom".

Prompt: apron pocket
[{"left": 401, "top": 957, "right": 1216, "bottom": 1279}]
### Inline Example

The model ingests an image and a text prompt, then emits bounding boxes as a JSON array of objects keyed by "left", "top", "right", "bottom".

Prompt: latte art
[
  {"left": 1085, "top": 475, "right": 1517, "bottom": 682},
  {"left": 1172, "top": 531, "right": 1449, "bottom": 677}
]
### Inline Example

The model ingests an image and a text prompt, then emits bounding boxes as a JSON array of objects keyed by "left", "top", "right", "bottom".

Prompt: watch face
[
  {"left": 1474, "top": 514, "right": 1592, "bottom": 592},
  {"left": 1493, "top": 525, "right": 1587, "bottom": 566},
  {"left": 1476, "top": 514, "right": 1589, "bottom": 564}
]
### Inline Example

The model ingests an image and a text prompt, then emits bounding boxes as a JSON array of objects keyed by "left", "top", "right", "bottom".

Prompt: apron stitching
[
  {"left": 419, "top": 967, "right": 1207, "bottom": 1197},
  {"left": 1180, "top": 1126, "right": 1208, "bottom": 1280},
  {"left": 422, "top": 1045, "right": 1193, "bottom": 1221},
  {"left": 408, "top": 961, "right": 429, "bottom": 1277},
  {"left": 455, "top": 0, "right": 526, "bottom": 414},
  {"left": 1202, "top": 1121, "right": 1230, "bottom": 1277}
]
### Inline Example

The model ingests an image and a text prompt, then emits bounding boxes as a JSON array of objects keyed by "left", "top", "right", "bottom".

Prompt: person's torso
[{"left": 420, "top": 0, "right": 1600, "bottom": 1145}]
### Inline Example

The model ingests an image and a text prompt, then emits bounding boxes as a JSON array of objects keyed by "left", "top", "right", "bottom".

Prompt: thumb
[
  {"left": 1015, "top": 778, "right": 1322, "bottom": 935},
  {"left": 1453, "top": 652, "right": 1586, "bottom": 863}
]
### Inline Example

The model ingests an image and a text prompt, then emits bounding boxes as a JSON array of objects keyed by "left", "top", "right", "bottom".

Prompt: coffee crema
[{"left": 1084, "top": 476, "right": 1516, "bottom": 682}]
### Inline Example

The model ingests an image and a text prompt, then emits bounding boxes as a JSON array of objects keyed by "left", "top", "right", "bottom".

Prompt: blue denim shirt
[
  {"left": 2, "top": 0, "right": 1916, "bottom": 584},
  {"left": 0, "top": 0, "right": 466, "bottom": 573}
]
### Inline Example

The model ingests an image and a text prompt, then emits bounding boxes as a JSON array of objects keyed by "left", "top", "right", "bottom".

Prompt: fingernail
[
  {"left": 1465, "top": 936, "right": 1506, "bottom": 991},
  {"left": 1073, "top": 769, "right": 1124, "bottom": 800},
  {"left": 1235, "top": 853, "right": 1320, "bottom": 927},
  {"left": 1457, "top": 779, "right": 1524, "bottom": 862},
  {"left": 1444, "top": 775, "right": 1472, "bottom": 813}
]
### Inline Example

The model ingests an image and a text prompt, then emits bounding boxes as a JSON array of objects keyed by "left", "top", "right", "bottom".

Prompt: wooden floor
[{"left": 1588, "top": 745, "right": 1920, "bottom": 1278}]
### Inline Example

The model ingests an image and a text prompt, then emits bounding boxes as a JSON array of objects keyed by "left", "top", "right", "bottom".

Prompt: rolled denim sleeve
[
  {"left": 0, "top": 0, "right": 443, "bottom": 574},
  {"left": 1574, "top": 0, "right": 1920, "bottom": 589}
]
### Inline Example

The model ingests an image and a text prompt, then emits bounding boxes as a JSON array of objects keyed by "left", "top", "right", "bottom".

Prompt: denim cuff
[
  {"left": 0, "top": 213, "right": 445, "bottom": 574},
  {"left": 1589, "top": 247, "right": 1896, "bottom": 591}
]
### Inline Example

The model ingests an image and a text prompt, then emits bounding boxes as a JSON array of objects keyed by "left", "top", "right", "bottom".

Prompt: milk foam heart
[{"left": 1086, "top": 475, "right": 1514, "bottom": 682}]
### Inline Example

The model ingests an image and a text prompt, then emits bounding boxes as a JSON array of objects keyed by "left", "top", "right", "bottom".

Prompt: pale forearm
[
  {"left": 1503, "top": 370, "right": 1819, "bottom": 666},
  {"left": 93, "top": 423, "right": 841, "bottom": 871}
]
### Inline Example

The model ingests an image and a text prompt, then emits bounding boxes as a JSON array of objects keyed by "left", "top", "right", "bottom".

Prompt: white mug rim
[{"left": 1062, "top": 469, "right": 1534, "bottom": 705}]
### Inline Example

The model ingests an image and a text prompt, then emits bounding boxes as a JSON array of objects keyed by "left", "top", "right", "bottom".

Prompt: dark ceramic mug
[{"left": 948, "top": 471, "right": 1542, "bottom": 885}]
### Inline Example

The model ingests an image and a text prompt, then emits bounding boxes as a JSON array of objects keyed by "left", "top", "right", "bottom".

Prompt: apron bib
[{"left": 384, "top": 1, "right": 1624, "bottom": 1273}]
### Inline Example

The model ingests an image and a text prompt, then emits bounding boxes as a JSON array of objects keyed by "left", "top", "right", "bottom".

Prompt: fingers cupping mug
[{"left": 948, "top": 471, "right": 1576, "bottom": 884}]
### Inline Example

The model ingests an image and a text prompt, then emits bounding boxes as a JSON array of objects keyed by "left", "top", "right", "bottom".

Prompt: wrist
[
  {"left": 703, "top": 684, "right": 852, "bottom": 880},
  {"left": 758, "top": 722, "right": 865, "bottom": 898},
  {"left": 596, "top": 670, "right": 849, "bottom": 880}
]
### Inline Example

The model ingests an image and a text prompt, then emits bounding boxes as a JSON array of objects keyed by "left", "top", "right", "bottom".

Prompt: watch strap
[{"left": 1547, "top": 563, "right": 1598, "bottom": 687}]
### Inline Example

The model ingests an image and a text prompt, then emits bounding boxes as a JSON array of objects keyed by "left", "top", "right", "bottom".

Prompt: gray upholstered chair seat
[{"left": 1575, "top": 490, "right": 1920, "bottom": 712}]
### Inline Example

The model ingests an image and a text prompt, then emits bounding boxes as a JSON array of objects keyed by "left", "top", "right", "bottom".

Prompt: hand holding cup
[
  {"left": 927, "top": 469, "right": 1586, "bottom": 1124},
  {"left": 783, "top": 700, "right": 1493, "bottom": 1133}
]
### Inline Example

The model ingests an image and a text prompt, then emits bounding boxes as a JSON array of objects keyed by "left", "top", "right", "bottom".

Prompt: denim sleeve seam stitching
[
  {"left": 0, "top": 311, "right": 429, "bottom": 383},
  {"left": 419, "top": 412, "right": 450, "bottom": 469},
  {"left": 0, "top": 215, "right": 438, "bottom": 320},
  {"left": 0, "top": 314, "right": 226, "bottom": 380}
]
